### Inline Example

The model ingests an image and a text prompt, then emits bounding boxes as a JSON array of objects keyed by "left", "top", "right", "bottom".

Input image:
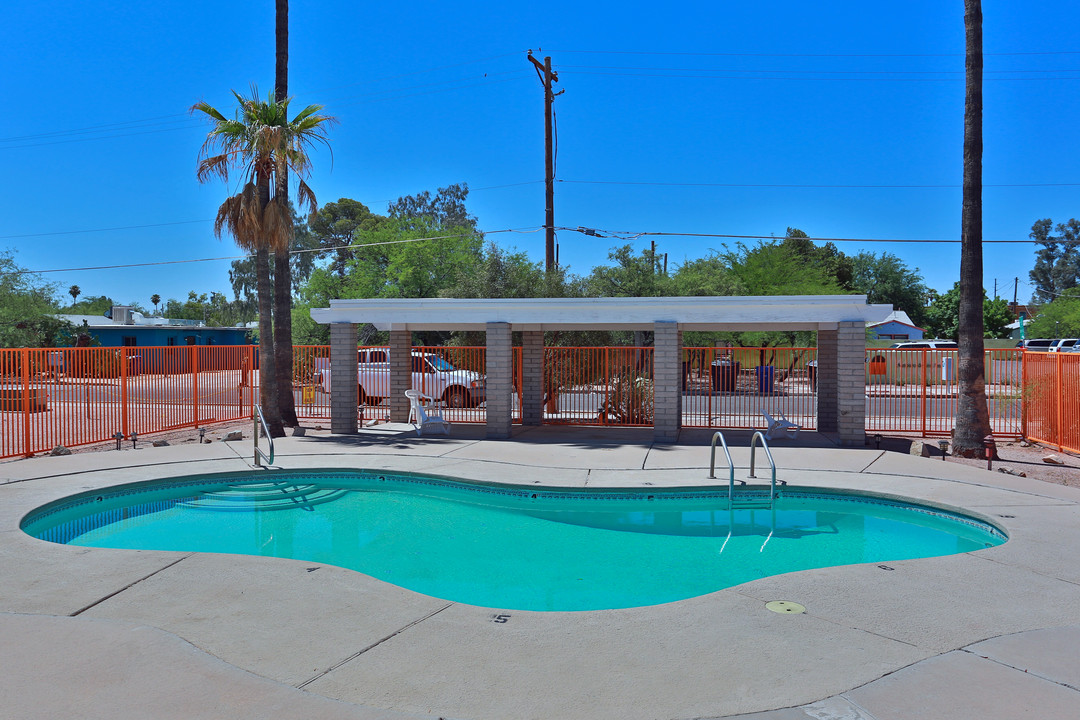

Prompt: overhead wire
[{"left": 3, "top": 227, "right": 545, "bottom": 276}]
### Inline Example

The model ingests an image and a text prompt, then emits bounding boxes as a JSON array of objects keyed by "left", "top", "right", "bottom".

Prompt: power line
[
  {"left": 557, "top": 63, "right": 1080, "bottom": 76},
  {"left": 560, "top": 226, "right": 1041, "bottom": 244},
  {"left": 559, "top": 69, "right": 1080, "bottom": 82},
  {"left": 3, "top": 228, "right": 544, "bottom": 276},
  {"left": 559, "top": 179, "right": 1080, "bottom": 189},
  {"left": 552, "top": 48, "right": 1080, "bottom": 58},
  {"left": 0, "top": 181, "right": 544, "bottom": 240}
]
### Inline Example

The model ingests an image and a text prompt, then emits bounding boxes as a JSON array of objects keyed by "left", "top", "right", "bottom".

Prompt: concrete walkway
[{"left": 2, "top": 425, "right": 1079, "bottom": 719}]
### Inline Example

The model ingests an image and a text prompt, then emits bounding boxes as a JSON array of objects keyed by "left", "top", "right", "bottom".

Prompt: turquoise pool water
[{"left": 22, "top": 471, "right": 1007, "bottom": 611}]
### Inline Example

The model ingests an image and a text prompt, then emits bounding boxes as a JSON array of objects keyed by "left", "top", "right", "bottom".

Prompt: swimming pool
[{"left": 22, "top": 470, "right": 1007, "bottom": 611}]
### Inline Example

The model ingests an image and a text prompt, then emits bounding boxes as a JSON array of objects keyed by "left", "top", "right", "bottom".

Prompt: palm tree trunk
[
  {"left": 256, "top": 248, "right": 285, "bottom": 437},
  {"left": 272, "top": 0, "right": 299, "bottom": 426},
  {"left": 954, "top": 0, "right": 993, "bottom": 457},
  {"left": 274, "top": 252, "right": 298, "bottom": 425}
]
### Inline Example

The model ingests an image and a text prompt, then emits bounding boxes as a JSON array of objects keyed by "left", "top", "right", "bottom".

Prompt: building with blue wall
[
  {"left": 58, "top": 306, "right": 251, "bottom": 348},
  {"left": 867, "top": 310, "right": 924, "bottom": 341}
]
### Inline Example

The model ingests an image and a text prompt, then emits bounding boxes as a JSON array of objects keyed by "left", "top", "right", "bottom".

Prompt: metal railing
[
  {"left": 253, "top": 404, "right": 274, "bottom": 467},
  {"left": 707, "top": 431, "right": 743, "bottom": 504},
  {"left": 748, "top": 431, "right": 784, "bottom": 503}
]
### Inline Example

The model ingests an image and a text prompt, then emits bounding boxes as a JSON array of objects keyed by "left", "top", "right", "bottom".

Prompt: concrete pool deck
[{"left": 2, "top": 425, "right": 1079, "bottom": 719}]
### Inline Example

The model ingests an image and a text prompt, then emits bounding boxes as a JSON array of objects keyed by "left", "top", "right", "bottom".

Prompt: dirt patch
[{"left": 876, "top": 433, "right": 1080, "bottom": 487}]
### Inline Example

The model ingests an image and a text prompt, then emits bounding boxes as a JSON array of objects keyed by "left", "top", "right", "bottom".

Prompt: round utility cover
[{"left": 765, "top": 601, "right": 806, "bottom": 614}]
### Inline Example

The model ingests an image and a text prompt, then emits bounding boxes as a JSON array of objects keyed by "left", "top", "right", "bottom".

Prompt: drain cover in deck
[{"left": 765, "top": 601, "right": 806, "bottom": 614}]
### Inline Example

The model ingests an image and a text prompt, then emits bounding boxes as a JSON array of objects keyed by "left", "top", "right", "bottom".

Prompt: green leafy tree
[
  {"left": 1028, "top": 218, "right": 1080, "bottom": 303},
  {"left": 0, "top": 251, "right": 76, "bottom": 347},
  {"left": 849, "top": 251, "right": 930, "bottom": 329},
  {"left": 586, "top": 244, "right": 673, "bottom": 298},
  {"left": 193, "top": 87, "right": 335, "bottom": 436},
  {"left": 722, "top": 241, "right": 842, "bottom": 296},
  {"left": 926, "top": 282, "right": 1013, "bottom": 339},
  {"left": 781, "top": 228, "right": 854, "bottom": 290},
  {"left": 1027, "top": 295, "right": 1080, "bottom": 337},
  {"left": 308, "top": 198, "right": 386, "bottom": 280}
]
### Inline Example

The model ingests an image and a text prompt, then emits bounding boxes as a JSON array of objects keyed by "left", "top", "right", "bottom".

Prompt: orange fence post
[
  {"left": 1055, "top": 352, "right": 1064, "bottom": 452},
  {"left": 120, "top": 347, "right": 129, "bottom": 438},
  {"left": 920, "top": 349, "right": 927, "bottom": 437},
  {"left": 21, "top": 348, "right": 31, "bottom": 457},
  {"left": 192, "top": 344, "right": 200, "bottom": 428}
]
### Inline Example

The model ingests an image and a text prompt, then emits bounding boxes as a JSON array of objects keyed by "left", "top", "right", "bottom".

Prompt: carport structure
[{"left": 310, "top": 295, "right": 891, "bottom": 446}]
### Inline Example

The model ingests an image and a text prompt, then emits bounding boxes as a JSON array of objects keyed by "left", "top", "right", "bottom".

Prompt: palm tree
[
  {"left": 273, "top": 0, "right": 298, "bottom": 426},
  {"left": 150, "top": 293, "right": 161, "bottom": 316},
  {"left": 954, "top": 0, "right": 994, "bottom": 457},
  {"left": 68, "top": 285, "right": 80, "bottom": 307},
  {"left": 192, "top": 87, "right": 335, "bottom": 438}
]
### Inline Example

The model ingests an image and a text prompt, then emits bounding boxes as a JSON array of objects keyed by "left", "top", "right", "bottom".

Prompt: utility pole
[{"left": 528, "top": 50, "right": 562, "bottom": 272}]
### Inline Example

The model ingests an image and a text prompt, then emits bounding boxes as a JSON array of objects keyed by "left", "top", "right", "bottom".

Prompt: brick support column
[
  {"left": 653, "top": 320, "right": 682, "bottom": 444},
  {"left": 521, "top": 331, "right": 544, "bottom": 426},
  {"left": 836, "top": 321, "right": 866, "bottom": 446},
  {"left": 486, "top": 322, "right": 513, "bottom": 439},
  {"left": 389, "top": 327, "right": 411, "bottom": 423},
  {"left": 329, "top": 323, "right": 358, "bottom": 435},
  {"left": 816, "top": 328, "right": 838, "bottom": 434}
]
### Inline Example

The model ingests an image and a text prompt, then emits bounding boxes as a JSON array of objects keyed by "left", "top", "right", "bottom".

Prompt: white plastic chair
[
  {"left": 761, "top": 409, "right": 800, "bottom": 441},
  {"left": 405, "top": 389, "right": 450, "bottom": 436}
]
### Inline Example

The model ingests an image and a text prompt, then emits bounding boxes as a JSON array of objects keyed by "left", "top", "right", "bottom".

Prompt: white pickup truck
[{"left": 315, "top": 349, "right": 486, "bottom": 408}]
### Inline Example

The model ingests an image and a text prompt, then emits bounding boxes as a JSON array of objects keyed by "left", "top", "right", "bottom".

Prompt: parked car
[
  {"left": 1050, "top": 338, "right": 1080, "bottom": 352},
  {"left": 1016, "top": 339, "right": 1059, "bottom": 352},
  {"left": 314, "top": 350, "right": 486, "bottom": 408},
  {"left": 888, "top": 341, "right": 958, "bottom": 349}
]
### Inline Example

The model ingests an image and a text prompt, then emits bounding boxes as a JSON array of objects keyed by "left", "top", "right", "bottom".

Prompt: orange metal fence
[
  {"left": 5, "top": 343, "right": 1063, "bottom": 459},
  {"left": 1023, "top": 351, "right": 1080, "bottom": 453},
  {"left": 864, "top": 348, "right": 1023, "bottom": 437},
  {"left": 540, "top": 347, "right": 655, "bottom": 425},
  {"left": 682, "top": 346, "right": 818, "bottom": 430},
  {"left": 0, "top": 346, "right": 255, "bottom": 458}
]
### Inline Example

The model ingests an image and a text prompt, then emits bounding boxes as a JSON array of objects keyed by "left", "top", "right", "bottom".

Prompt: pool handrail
[
  {"left": 748, "top": 431, "right": 785, "bottom": 502},
  {"left": 708, "top": 431, "right": 740, "bottom": 504},
  {"left": 253, "top": 405, "right": 275, "bottom": 467}
]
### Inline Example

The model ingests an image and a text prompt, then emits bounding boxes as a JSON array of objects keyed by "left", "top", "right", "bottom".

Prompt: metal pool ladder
[
  {"left": 253, "top": 405, "right": 275, "bottom": 467},
  {"left": 708, "top": 431, "right": 744, "bottom": 505},
  {"left": 708, "top": 431, "right": 785, "bottom": 508},
  {"left": 749, "top": 431, "right": 786, "bottom": 504}
]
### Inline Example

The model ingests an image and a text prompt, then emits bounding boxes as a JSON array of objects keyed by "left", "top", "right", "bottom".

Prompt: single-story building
[
  {"left": 57, "top": 306, "right": 251, "bottom": 348},
  {"left": 867, "top": 310, "right": 924, "bottom": 341},
  {"left": 311, "top": 295, "right": 892, "bottom": 447}
]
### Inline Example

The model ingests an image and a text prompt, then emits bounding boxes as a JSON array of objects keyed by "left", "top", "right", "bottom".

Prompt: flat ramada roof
[{"left": 310, "top": 295, "right": 893, "bottom": 331}]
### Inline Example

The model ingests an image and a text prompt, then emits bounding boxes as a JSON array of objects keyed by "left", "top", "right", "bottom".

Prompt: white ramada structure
[{"left": 311, "top": 295, "right": 891, "bottom": 446}]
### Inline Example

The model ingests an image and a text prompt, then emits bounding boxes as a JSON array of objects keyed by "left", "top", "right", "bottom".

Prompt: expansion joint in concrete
[
  {"left": 69, "top": 554, "right": 192, "bottom": 617},
  {"left": 296, "top": 602, "right": 454, "bottom": 689}
]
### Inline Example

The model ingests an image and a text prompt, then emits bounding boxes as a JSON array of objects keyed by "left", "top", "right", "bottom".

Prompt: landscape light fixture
[
  {"left": 937, "top": 439, "right": 949, "bottom": 461},
  {"left": 874, "top": 434, "right": 881, "bottom": 449},
  {"left": 984, "top": 435, "right": 997, "bottom": 471},
  {"left": 198, "top": 427, "right": 206, "bottom": 443},
  {"left": 113, "top": 432, "right": 123, "bottom": 451},
  {"left": 131, "top": 432, "right": 138, "bottom": 449}
]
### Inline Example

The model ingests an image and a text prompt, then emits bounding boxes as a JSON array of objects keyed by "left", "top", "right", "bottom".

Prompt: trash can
[
  {"left": 755, "top": 365, "right": 775, "bottom": 394},
  {"left": 807, "top": 360, "right": 817, "bottom": 391},
  {"left": 711, "top": 361, "right": 740, "bottom": 392}
]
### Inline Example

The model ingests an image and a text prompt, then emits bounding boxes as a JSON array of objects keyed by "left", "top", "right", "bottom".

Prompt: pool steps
[{"left": 180, "top": 482, "right": 349, "bottom": 511}]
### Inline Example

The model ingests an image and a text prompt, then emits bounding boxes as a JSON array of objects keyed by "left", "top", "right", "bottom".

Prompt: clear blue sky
[{"left": 4, "top": 1, "right": 1079, "bottom": 310}]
